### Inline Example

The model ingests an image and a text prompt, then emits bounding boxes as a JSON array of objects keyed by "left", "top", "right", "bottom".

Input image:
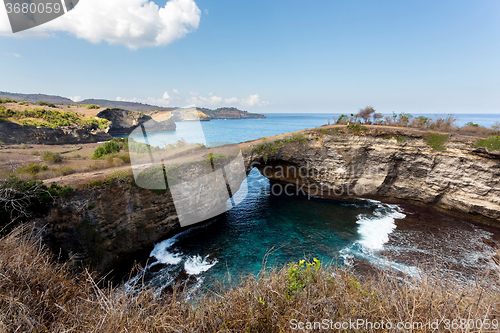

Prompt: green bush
[
  {"left": 91, "top": 146, "right": 107, "bottom": 159},
  {"left": 425, "top": 133, "right": 449, "bottom": 151},
  {"left": 103, "top": 141, "right": 120, "bottom": 154},
  {"left": 475, "top": 136, "right": 500, "bottom": 151},
  {"left": 38, "top": 101, "right": 56, "bottom": 108},
  {"left": 42, "top": 152, "right": 62, "bottom": 164},
  {"left": 0, "top": 98, "right": 16, "bottom": 103},
  {"left": 346, "top": 123, "right": 367, "bottom": 132},
  {"left": 85, "top": 104, "right": 100, "bottom": 110}
]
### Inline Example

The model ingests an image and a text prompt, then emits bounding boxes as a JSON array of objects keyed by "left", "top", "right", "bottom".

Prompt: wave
[{"left": 184, "top": 255, "right": 218, "bottom": 275}]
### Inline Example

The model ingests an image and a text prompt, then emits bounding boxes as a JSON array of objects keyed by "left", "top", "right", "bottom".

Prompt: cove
[{"left": 129, "top": 169, "right": 417, "bottom": 292}]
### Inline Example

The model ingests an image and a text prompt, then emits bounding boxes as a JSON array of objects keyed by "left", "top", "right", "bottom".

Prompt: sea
[
  {"left": 123, "top": 113, "right": 500, "bottom": 294},
  {"left": 127, "top": 113, "right": 500, "bottom": 148}
]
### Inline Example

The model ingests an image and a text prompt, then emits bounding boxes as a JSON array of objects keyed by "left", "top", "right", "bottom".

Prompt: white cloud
[
  {"left": 187, "top": 93, "right": 268, "bottom": 108},
  {"left": 70, "top": 96, "right": 82, "bottom": 102},
  {"left": 116, "top": 95, "right": 171, "bottom": 106},
  {"left": 1, "top": 0, "right": 201, "bottom": 49},
  {"left": 224, "top": 97, "right": 238, "bottom": 104},
  {"left": 115, "top": 91, "right": 269, "bottom": 108},
  {"left": 12, "top": 53, "right": 21, "bottom": 58}
]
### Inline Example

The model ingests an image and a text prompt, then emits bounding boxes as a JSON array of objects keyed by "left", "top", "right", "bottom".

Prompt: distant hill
[
  {"left": 0, "top": 91, "right": 73, "bottom": 104},
  {"left": 79, "top": 99, "right": 175, "bottom": 112},
  {"left": 0, "top": 91, "right": 265, "bottom": 119},
  {"left": 198, "top": 107, "right": 266, "bottom": 119}
]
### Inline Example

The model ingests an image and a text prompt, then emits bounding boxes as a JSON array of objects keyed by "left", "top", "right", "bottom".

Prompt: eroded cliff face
[
  {"left": 97, "top": 108, "right": 176, "bottom": 134},
  {"left": 35, "top": 181, "right": 180, "bottom": 276},
  {"left": 0, "top": 121, "right": 112, "bottom": 144},
  {"left": 242, "top": 127, "right": 500, "bottom": 222}
]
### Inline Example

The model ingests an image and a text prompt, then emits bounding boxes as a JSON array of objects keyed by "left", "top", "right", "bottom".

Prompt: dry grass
[{"left": 1, "top": 227, "right": 499, "bottom": 332}]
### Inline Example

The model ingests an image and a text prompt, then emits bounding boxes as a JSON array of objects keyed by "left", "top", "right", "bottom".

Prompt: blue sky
[{"left": 1, "top": 0, "right": 500, "bottom": 114}]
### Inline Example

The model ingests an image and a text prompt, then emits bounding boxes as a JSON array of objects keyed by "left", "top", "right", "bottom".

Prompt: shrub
[
  {"left": 42, "top": 152, "right": 62, "bottom": 164},
  {"left": 37, "top": 101, "right": 56, "bottom": 108},
  {"left": 0, "top": 98, "right": 16, "bottom": 103},
  {"left": 91, "top": 146, "right": 107, "bottom": 159},
  {"left": 85, "top": 104, "right": 100, "bottom": 109},
  {"left": 425, "top": 133, "right": 449, "bottom": 151},
  {"left": 103, "top": 141, "right": 120, "bottom": 154},
  {"left": 346, "top": 123, "right": 367, "bottom": 132},
  {"left": 475, "top": 136, "right": 500, "bottom": 151},
  {"left": 18, "top": 163, "right": 43, "bottom": 176},
  {"left": 53, "top": 166, "right": 74, "bottom": 176},
  {"left": 18, "top": 101, "right": 29, "bottom": 106}
]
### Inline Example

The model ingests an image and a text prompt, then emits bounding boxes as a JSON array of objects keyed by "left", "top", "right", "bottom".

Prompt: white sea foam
[
  {"left": 150, "top": 237, "right": 182, "bottom": 265},
  {"left": 356, "top": 203, "right": 406, "bottom": 250},
  {"left": 184, "top": 255, "right": 217, "bottom": 275},
  {"left": 339, "top": 200, "right": 419, "bottom": 276}
]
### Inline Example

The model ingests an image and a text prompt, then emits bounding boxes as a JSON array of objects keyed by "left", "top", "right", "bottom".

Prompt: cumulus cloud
[
  {"left": 116, "top": 91, "right": 268, "bottom": 108},
  {"left": 69, "top": 96, "right": 82, "bottom": 102},
  {"left": 187, "top": 92, "right": 268, "bottom": 108},
  {"left": 116, "top": 95, "right": 171, "bottom": 106},
  {"left": 1, "top": 0, "right": 201, "bottom": 49}
]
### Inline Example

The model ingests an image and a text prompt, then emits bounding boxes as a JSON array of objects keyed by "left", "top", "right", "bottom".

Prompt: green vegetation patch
[
  {"left": 85, "top": 104, "right": 100, "bottom": 110},
  {"left": 425, "top": 133, "right": 449, "bottom": 151},
  {"left": 286, "top": 258, "right": 321, "bottom": 298},
  {"left": 346, "top": 123, "right": 367, "bottom": 132},
  {"left": 92, "top": 138, "right": 127, "bottom": 160},
  {"left": 42, "top": 151, "right": 62, "bottom": 164},
  {"left": 0, "top": 106, "right": 110, "bottom": 129},
  {"left": 475, "top": 136, "right": 500, "bottom": 151}
]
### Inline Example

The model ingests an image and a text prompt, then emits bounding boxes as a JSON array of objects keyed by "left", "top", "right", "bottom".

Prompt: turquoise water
[
  {"left": 125, "top": 113, "right": 500, "bottom": 147},
  {"left": 128, "top": 169, "right": 409, "bottom": 292}
]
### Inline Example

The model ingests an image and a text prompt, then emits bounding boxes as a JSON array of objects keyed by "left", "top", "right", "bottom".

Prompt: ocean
[{"left": 127, "top": 113, "right": 500, "bottom": 148}]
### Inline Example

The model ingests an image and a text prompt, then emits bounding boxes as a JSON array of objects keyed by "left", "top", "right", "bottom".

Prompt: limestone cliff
[
  {"left": 0, "top": 120, "right": 112, "bottom": 144},
  {"left": 242, "top": 126, "right": 500, "bottom": 222},
  {"left": 97, "top": 108, "right": 176, "bottom": 134},
  {"left": 35, "top": 181, "right": 181, "bottom": 277}
]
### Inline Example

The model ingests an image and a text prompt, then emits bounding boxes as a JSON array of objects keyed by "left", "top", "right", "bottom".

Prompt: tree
[
  {"left": 373, "top": 113, "right": 384, "bottom": 124},
  {"left": 357, "top": 106, "right": 376, "bottom": 124}
]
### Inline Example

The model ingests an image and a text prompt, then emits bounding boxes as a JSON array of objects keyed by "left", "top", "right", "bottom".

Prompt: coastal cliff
[
  {"left": 35, "top": 180, "right": 181, "bottom": 276},
  {"left": 0, "top": 120, "right": 112, "bottom": 144},
  {"left": 242, "top": 126, "right": 500, "bottom": 222},
  {"left": 97, "top": 108, "right": 176, "bottom": 134},
  {"left": 33, "top": 126, "right": 500, "bottom": 277}
]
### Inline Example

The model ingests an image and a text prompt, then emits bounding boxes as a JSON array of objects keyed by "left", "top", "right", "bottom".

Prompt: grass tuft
[{"left": 425, "top": 133, "right": 449, "bottom": 151}]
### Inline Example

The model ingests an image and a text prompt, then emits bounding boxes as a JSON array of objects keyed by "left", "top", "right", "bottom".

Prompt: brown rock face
[
  {"left": 97, "top": 108, "right": 176, "bottom": 134},
  {"left": 242, "top": 128, "right": 500, "bottom": 222},
  {"left": 0, "top": 120, "right": 112, "bottom": 144},
  {"left": 35, "top": 182, "right": 181, "bottom": 278}
]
